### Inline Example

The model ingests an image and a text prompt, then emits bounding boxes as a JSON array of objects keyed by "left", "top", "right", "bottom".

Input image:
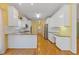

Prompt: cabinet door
[
  {"left": 61, "top": 5, "right": 70, "bottom": 26},
  {"left": 8, "top": 6, "right": 18, "bottom": 26},
  {"left": 48, "top": 33, "right": 55, "bottom": 43},
  {"left": 54, "top": 5, "right": 69, "bottom": 26},
  {"left": 48, "top": 5, "right": 70, "bottom": 27},
  {"left": 55, "top": 36, "right": 70, "bottom": 50},
  {"left": 8, "top": 35, "right": 37, "bottom": 48}
]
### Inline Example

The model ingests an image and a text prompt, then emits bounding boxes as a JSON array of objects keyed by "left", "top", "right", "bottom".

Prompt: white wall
[
  {"left": 0, "top": 9, "right": 6, "bottom": 54},
  {"left": 19, "top": 17, "right": 32, "bottom": 30}
]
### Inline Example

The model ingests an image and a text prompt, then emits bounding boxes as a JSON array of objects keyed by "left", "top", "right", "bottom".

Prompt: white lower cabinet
[
  {"left": 8, "top": 35, "right": 37, "bottom": 48},
  {"left": 55, "top": 36, "right": 70, "bottom": 50},
  {"left": 48, "top": 33, "right": 56, "bottom": 43}
]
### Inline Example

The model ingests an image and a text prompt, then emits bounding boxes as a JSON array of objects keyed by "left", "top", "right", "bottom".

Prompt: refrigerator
[{"left": 0, "top": 9, "right": 6, "bottom": 54}]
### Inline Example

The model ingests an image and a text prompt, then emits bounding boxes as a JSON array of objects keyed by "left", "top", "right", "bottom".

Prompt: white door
[{"left": 0, "top": 9, "right": 5, "bottom": 54}]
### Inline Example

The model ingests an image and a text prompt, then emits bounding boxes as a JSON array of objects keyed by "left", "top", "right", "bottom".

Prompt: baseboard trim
[
  {"left": 7, "top": 48, "right": 37, "bottom": 49},
  {"left": 47, "top": 39, "right": 61, "bottom": 51}
]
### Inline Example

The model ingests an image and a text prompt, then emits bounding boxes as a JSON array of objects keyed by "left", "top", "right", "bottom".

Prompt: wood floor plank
[{"left": 5, "top": 48, "right": 37, "bottom": 55}]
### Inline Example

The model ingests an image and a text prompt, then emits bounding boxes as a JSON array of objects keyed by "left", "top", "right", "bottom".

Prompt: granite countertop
[
  {"left": 7, "top": 31, "right": 35, "bottom": 35},
  {"left": 48, "top": 32, "right": 71, "bottom": 37},
  {"left": 48, "top": 26, "right": 71, "bottom": 37}
]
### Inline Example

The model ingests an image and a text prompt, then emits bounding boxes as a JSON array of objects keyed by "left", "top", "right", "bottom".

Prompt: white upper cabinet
[
  {"left": 8, "top": 6, "right": 19, "bottom": 26},
  {"left": 47, "top": 5, "right": 70, "bottom": 27}
]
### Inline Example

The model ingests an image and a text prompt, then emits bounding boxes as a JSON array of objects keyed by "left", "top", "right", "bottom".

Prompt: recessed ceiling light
[
  {"left": 30, "top": 3, "right": 34, "bottom": 6},
  {"left": 36, "top": 13, "right": 41, "bottom": 19},
  {"left": 59, "top": 14, "right": 64, "bottom": 18},
  {"left": 18, "top": 3, "right": 22, "bottom": 6}
]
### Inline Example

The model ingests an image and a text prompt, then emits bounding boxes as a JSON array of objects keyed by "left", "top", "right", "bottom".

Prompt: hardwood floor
[
  {"left": 4, "top": 33, "right": 73, "bottom": 55},
  {"left": 37, "top": 33, "right": 73, "bottom": 55},
  {"left": 4, "top": 48, "right": 37, "bottom": 55}
]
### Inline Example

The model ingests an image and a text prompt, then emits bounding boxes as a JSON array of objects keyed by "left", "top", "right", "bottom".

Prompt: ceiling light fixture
[
  {"left": 36, "top": 13, "right": 41, "bottom": 19},
  {"left": 30, "top": 3, "right": 34, "bottom": 6},
  {"left": 59, "top": 14, "right": 64, "bottom": 18},
  {"left": 18, "top": 3, "right": 22, "bottom": 6}
]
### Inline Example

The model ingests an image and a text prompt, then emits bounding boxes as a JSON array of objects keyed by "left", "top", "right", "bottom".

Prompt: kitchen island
[{"left": 8, "top": 32, "right": 37, "bottom": 48}]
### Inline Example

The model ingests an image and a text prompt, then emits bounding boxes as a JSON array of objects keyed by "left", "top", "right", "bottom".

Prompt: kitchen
[{"left": 0, "top": 3, "right": 77, "bottom": 55}]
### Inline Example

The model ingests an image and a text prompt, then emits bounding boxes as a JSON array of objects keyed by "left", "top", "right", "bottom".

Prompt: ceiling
[{"left": 9, "top": 3, "right": 64, "bottom": 20}]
